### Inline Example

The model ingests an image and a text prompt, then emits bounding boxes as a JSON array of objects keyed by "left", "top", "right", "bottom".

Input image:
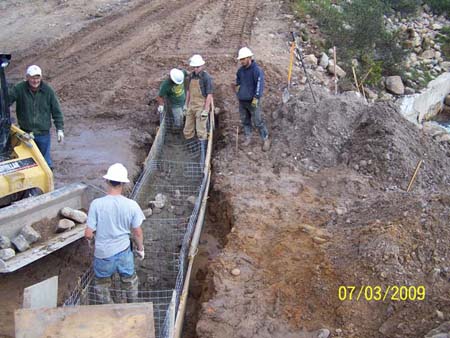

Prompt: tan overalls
[{"left": 184, "top": 77, "right": 207, "bottom": 140}]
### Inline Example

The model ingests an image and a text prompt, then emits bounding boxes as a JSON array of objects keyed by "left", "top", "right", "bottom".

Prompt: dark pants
[
  {"left": 34, "top": 133, "right": 52, "bottom": 168},
  {"left": 239, "top": 100, "right": 268, "bottom": 140}
]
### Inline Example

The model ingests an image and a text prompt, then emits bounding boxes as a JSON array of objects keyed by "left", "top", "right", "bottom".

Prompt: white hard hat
[
  {"left": 189, "top": 54, "right": 205, "bottom": 67},
  {"left": 26, "top": 65, "right": 42, "bottom": 77},
  {"left": 103, "top": 163, "right": 130, "bottom": 183},
  {"left": 237, "top": 47, "right": 254, "bottom": 60},
  {"left": 170, "top": 68, "right": 184, "bottom": 85}
]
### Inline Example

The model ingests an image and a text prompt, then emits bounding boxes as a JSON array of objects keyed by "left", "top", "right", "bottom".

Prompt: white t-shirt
[{"left": 87, "top": 194, "right": 145, "bottom": 259}]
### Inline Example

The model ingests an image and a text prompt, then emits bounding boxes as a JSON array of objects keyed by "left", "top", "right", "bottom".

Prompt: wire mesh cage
[{"left": 64, "top": 109, "right": 212, "bottom": 338}]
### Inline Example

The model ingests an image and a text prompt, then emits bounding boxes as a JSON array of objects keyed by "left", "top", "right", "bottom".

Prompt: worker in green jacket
[{"left": 8, "top": 65, "right": 64, "bottom": 168}]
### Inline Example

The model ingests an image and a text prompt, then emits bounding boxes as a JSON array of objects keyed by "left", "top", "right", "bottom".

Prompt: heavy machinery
[
  {"left": 0, "top": 54, "right": 54, "bottom": 207},
  {"left": 0, "top": 54, "right": 100, "bottom": 273}
]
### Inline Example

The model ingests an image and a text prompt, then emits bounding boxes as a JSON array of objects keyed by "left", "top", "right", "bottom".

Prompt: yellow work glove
[{"left": 251, "top": 97, "right": 258, "bottom": 108}]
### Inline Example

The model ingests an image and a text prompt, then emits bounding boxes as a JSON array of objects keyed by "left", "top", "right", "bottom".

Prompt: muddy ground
[{"left": 1, "top": 0, "right": 450, "bottom": 337}]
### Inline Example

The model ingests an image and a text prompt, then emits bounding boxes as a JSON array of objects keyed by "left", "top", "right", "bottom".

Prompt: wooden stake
[
  {"left": 333, "top": 46, "right": 337, "bottom": 95},
  {"left": 361, "top": 83, "right": 368, "bottom": 102},
  {"left": 236, "top": 126, "right": 239, "bottom": 153},
  {"left": 352, "top": 66, "right": 360, "bottom": 94},
  {"left": 407, "top": 159, "right": 423, "bottom": 192}
]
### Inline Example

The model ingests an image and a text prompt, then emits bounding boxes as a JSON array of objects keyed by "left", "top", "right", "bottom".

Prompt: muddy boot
[
  {"left": 242, "top": 136, "right": 251, "bottom": 147},
  {"left": 94, "top": 277, "right": 113, "bottom": 304},
  {"left": 262, "top": 137, "right": 271, "bottom": 152},
  {"left": 121, "top": 273, "right": 139, "bottom": 303},
  {"left": 199, "top": 139, "right": 207, "bottom": 168}
]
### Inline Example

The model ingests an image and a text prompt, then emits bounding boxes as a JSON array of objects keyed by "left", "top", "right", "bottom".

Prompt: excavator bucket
[{"left": 0, "top": 182, "right": 103, "bottom": 273}]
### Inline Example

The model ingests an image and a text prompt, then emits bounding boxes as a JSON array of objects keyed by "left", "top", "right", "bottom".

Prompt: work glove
[
  {"left": 201, "top": 109, "right": 209, "bottom": 118},
  {"left": 182, "top": 104, "right": 188, "bottom": 116},
  {"left": 157, "top": 105, "right": 164, "bottom": 113},
  {"left": 251, "top": 97, "right": 259, "bottom": 109},
  {"left": 57, "top": 130, "right": 64, "bottom": 143},
  {"left": 136, "top": 248, "right": 145, "bottom": 261}
]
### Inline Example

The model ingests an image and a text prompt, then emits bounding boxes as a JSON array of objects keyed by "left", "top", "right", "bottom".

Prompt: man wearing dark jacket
[
  {"left": 235, "top": 47, "right": 270, "bottom": 151},
  {"left": 8, "top": 65, "right": 64, "bottom": 168}
]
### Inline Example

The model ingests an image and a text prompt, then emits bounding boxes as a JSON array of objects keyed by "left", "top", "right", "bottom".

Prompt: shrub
[
  {"left": 382, "top": 0, "right": 421, "bottom": 16},
  {"left": 424, "top": 0, "right": 450, "bottom": 16}
]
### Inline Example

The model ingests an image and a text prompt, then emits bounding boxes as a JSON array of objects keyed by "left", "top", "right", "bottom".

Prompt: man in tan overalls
[{"left": 184, "top": 54, "right": 214, "bottom": 166}]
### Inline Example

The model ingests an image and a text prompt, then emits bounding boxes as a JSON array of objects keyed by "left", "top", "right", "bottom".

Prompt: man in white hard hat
[
  {"left": 184, "top": 54, "right": 214, "bottom": 166},
  {"left": 235, "top": 47, "right": 270, "bottom": 151},
  {"left": 156, "top": 68, "right": 188, "bottom": 129},
  {"left": 85, "top": 163, "right": 145, "bottom": 304},
  {"left": 8, "top": 65, "right": 64, "bottom": 168}
]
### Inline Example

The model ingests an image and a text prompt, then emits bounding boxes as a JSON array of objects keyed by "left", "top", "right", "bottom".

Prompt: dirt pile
[{"left": 197, "top": 85, "right": 450, "bottom": 338}]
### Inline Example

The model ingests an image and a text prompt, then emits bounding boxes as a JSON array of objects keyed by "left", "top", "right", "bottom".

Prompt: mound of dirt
[{"left": 197, "top": 85, "right": 450, "bottom": 338}]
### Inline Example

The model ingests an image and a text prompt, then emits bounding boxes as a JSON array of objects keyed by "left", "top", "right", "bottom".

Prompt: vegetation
[
  {"left": 436, "top": 26, "right": 450, "bottom": 59},
  {"left": 294, "top": 0, "right": 405, "bottom": 87}
]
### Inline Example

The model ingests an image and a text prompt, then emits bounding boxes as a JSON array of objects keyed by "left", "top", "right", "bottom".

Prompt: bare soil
[{"left": 1, "top": 1, "right": 450, "bottom": 338}]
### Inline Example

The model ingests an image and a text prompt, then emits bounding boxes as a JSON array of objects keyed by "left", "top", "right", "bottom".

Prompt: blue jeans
[
  {"left": 239, "top": 100, "right": 268, "bottom": 140},
  {"left": 94, "top": 246, "right": 135, "bottom": 278},
  {"left": 34, "top": 133, "right": 52, "bottom": 168}
]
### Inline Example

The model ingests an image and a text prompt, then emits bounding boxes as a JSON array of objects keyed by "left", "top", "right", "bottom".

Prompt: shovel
[{"left": 282, "top": 39, "right": 296, "bottom": 104}]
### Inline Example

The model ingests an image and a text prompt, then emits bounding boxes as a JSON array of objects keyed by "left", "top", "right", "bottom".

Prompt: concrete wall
[{"left": 399, "top": 72, "right": 450, "bottom": 124}]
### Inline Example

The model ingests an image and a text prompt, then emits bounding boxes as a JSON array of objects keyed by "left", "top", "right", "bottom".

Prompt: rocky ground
[{"left": 1, "top": 1, "right": 450, "bottom": 338}]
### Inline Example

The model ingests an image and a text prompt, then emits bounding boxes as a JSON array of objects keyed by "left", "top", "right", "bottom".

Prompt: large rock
[
  {"left": 55, "top": 219, "right": 76, "bottom": 233},
  {"left": 20, "top": 225, "right": 41, "bottom": 244},
  {"left": 60, "top": 207, "right": 88, "bottom": 223},
  {"left": 319, "top": 52, "right": 329, "bottom": 68},
  {"left": 327, "top": 60, "right": 346, "bottom": 78},
  {"left": 304, "top": 54, "right": 318, "bottom": 66},
  {"left": 0, "top": 235, "right": 11, "bottom": 249},
  {"left": 385, "top": 76, "right": 405, "bottom": 95},
  {"left": 422, "top": 49, "right": 436, "bottom": 59},
  {"left": 11, "top": 234, "right": 30, "bottom": 252},
  {"left": 0, "top": 248, "right": 15, "bottom": 261},
  {"left": 425, "top": 321, "right": 450, "bottom": 338}
]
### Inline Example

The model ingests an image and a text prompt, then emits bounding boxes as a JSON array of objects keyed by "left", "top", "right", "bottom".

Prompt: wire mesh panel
[{"left": 63, "top": 268, "right": 174, "bottom": 337}]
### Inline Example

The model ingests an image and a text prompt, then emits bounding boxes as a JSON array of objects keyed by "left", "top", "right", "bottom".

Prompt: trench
[{"left": 63, "top": 112, "right": 210, "bottom": 337}]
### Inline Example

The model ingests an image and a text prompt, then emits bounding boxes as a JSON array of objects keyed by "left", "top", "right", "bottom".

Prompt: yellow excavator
[
  {"left": 0, "top": 54, "right": 100, "bottom": 273},
  {"left": 0, "top": 54, "right": 53, "bottom": 207}
]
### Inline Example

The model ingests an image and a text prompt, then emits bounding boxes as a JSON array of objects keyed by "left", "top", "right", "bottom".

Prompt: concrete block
[{"left": 23, "top": 276, "right": 58, "bottom": 309}]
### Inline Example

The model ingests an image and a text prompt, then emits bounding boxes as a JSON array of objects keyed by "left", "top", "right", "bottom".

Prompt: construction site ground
[{"left": 2, "top": 0, "right": 450, "bottom": 337}]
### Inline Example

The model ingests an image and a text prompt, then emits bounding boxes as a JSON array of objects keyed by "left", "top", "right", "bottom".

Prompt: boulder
[
  {"left": 55, "top": 219, "right": 76, "bottom": 233},
  {"left": 319, "top": 52, "right": 329, "bottom": 68},
  {"left": 11, "top": 234, "right": 30, "bottom": 252},
  {"left": 327, "top": 60, "right": 346, "bottom": 78},
  {"left": 60, "top": 207, "right": 88, "bottom": 223},
  {"left": 304, "top": 54, "right": 318, "bottom": 66},
  {"left": 20, "top": 225, "right": 41, "bottom": 244},
  {"left": 0, "top": 248, "right": 15, "bottom": 261},
  {"left": 385, "top": 76, "right": 404, "bottom": 95},
  {"left": 0, "top": 235, "right": 11, "bottom": 249}
]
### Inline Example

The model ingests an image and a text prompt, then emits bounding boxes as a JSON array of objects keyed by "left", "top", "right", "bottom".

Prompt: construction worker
[
  {"left": 235, "top": 47, "right": 271, "bottom": 151},
  {"left": 184, "top": 54, "right": 213, "bottom": 165},
  {"left": 156, "top": 68, "right": 187, "bottom": 129},
  {"left": 85, "top": 163, "right": 145, "bottom": 304},
  {"left": 8, "top": 65, "right": 64, "bottom": 168}
]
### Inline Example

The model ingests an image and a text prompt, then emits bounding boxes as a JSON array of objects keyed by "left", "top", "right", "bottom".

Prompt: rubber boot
[
  {"left": 199, "top": 139, "right": 207, "bottom": 169},
  {"left": 121, "top": 273, "right": 139, "bottom": 303},
  {"left": 94, "top": 277, "right": 113, "bottom": 304}
]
